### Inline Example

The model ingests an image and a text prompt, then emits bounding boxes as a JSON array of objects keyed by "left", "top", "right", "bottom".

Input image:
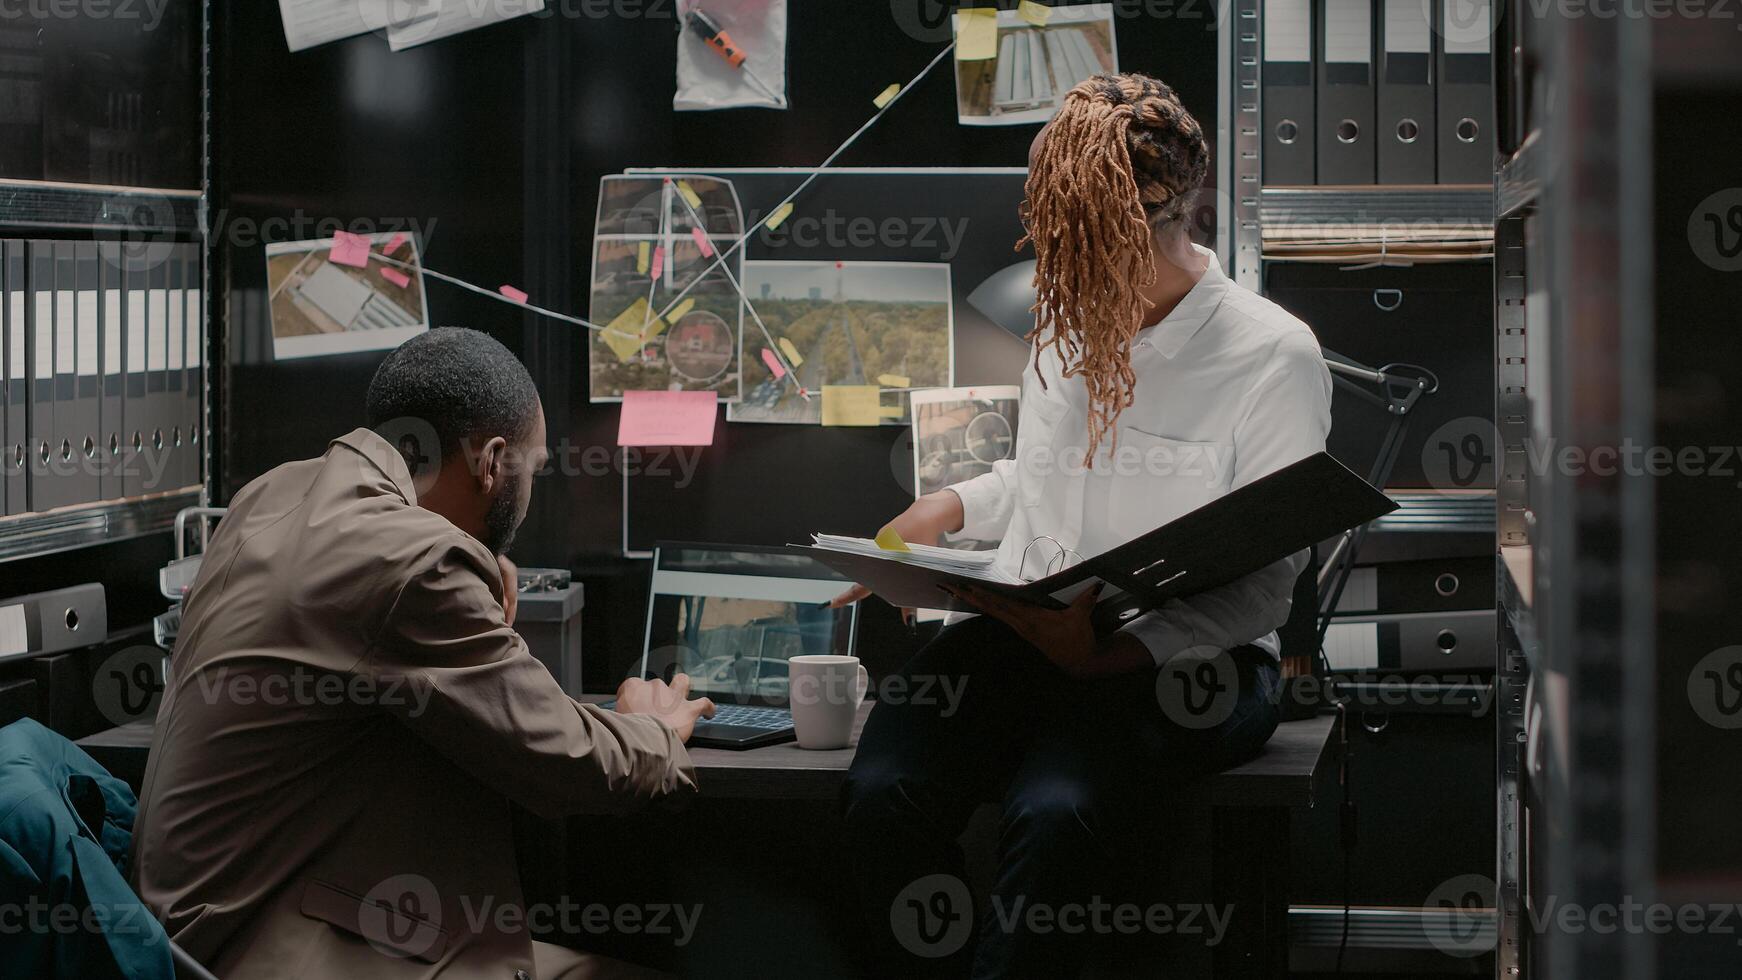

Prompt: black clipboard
[{"left": 800, "top": 452, "right": 1398, "bottom": 633}]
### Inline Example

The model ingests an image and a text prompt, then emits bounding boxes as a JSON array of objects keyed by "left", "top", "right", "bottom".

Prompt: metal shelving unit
[{"left": 0, "top": 10, "right": 209, "bottom": 564}]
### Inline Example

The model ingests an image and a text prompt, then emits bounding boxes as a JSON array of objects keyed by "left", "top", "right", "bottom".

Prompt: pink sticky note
[
  {"left": 650, "top": 245, "right": 665, "bottom": 280},
  {"left": 328, "top": 231, "right": 372, "bottom": 269},
  {"left": 760, "top": 347, "right": 786, "bottom": 378},
  {"left": 379, "top": 267, "right": 411, "bottom": 289},
  {"left": 691, "top": 226, "right": 715, "bottom": 258},
  {"left": 618, "top": 390, "right": 717, "bottom": 447},
  {"left": 499, "top": 284, "right": 529, "bottom": 304},
  {"left": 383, "top": 232, "right": 407, "bottom": 255}
]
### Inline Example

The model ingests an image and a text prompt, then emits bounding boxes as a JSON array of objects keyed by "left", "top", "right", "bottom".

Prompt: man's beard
[{"left": 481, "top": 472, "right": 525, "bottom": 556}]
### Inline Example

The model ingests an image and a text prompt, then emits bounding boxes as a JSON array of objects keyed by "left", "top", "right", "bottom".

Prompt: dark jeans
[{"left": 840, "top": 615, "right": 1281, "bottom": 980}]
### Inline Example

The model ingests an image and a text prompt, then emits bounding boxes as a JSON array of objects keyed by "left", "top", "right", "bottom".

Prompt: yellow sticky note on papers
[
  {"left": 821, "top": 385, "right": 882, "bottom": 426},
  {"left": 676, "top": 181, "right": 703, "bottom": 210},
  {"left": 877, "top": 373, "right": 910, "bottom": 388},
  {"left": 1019, "top": 1, "right": 1052, "bottom": 26},
  {"left": 600, "top": 298, "right": 665, "bottom": 363},
  {"left": 666, "top": 297, "right": 696, "bottom": 323},
  {"left": 880, "top": 404, "right": 906, "bottom": 418},
  {"left": 874, "top": 526, "right": 911, "bottom": 553},
  {"left": 955, "top": 7, "right": 998, "bottom": 61},
  {"left": 778, "top": 337, "right": 804, "bottom": 367},
  {"left": 873, "top": 83, "right": 900, "bottom": 109}
]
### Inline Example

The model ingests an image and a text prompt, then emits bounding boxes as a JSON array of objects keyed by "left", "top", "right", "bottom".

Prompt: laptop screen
[{"left": 641, "top": 543, "right": 859, "bottom": 707}]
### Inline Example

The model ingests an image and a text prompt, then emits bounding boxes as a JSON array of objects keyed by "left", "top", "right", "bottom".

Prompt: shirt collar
[
  {"left": 1135, "top": 244, "right": 1229, "bottom": 360},
  {"left": 331, "top": 427, "right": 419, "bottom": 505}
]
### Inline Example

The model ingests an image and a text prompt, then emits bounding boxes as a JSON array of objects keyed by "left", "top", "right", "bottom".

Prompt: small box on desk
[{"left": 516, "top": 568, "right": 583, "bottom": 698}]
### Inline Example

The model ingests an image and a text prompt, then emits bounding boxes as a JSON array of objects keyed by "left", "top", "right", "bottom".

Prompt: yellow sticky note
[
  {"left": 1018, "top": 0, "right": 1051, "bottom": 26},
  {"left": 821, "top": 385, "right": 883, "bottom": 426},
  {"left": 874, "top": 525, "right": 911, "bottom": 553},
  {"left": 879, "top": 405, "right": 906, "bottom": 418},
  {"left": 877, "top": 373, "right": 911, "bottom": 388},
  {"left": 778, "top": 337, "right": 804, "bottom": 367},
  {"left": 636, "top": 241, "right": 650, "bottom": 274},
  {"left": 600, "top": 298, "right": 666, "bottom": 363},
  {"left": 873, "top": 83, "right": 900, "bottom": 109},
  {"left": 766, "top": 201, "right": 795, "bottom": 230},
  {"left": 676, "top": 180, "right": 703, "bottom": 210},
  {"left": 955, "top": 7, "right": 998, "bottom": 61},
  {"left": 666, "top": 297, "right": 696, "bottom": 323}
]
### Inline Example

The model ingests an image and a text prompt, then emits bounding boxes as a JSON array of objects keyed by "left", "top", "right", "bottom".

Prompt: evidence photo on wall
[
  {"left": 910, "top": 386, "right": 1021, "bottom": 550},
  {"left": 589, "top": 173, "right": 746, "bottom": 402},
  {"left": 729, "top": 260, "right": 954, "bottom": 426},
  {"left": 264, "top": 232, "right": 429, "bottom": 361},
  {"left": 953, "top": 3, "right": 1118, "bottom": 127}
]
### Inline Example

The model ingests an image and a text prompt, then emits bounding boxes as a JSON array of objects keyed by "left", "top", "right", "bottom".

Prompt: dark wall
[{"left": 210, "top": 2, "right": 1220, "bottom": 687}]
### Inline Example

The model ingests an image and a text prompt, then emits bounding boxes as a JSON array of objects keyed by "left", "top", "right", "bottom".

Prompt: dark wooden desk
[{"left": 79, "top": 704, "right": 1338, "bottom": 980}]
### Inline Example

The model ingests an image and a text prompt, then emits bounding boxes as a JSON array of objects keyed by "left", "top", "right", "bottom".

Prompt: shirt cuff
[
  {"left": 1118, "top": 600, "right": 1199, "bottom": 667},
  {"left": 945, "top": 472, "right": 1011, "bottom": 543}
]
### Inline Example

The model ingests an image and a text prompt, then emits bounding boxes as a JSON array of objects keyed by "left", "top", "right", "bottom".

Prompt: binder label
[
  {"left": 104, "top": 289, "right": 122, "bottom": 376},
  {"left": 1383, "top": 0, "right": 1430, "bottom": 53},
  {"left": 34, "top": 294, "right": 52, "bottom": 379},
  {"left": 127, "top": 290, "right": 147, "bottom": 373},
  {"left": 187, "top": 289, "right": 202, "bottom": 368},
  {"left": 55, "top": 290, "right": 75, "bottom": 375},
  {"left": 147, "top": 289, "right": 168, "bottom": 372},
  {"left": 1323, "top": 0, "right": 1372, "bottom": 63},
  {"left": 1264, "top": 0, "right": 1311, "bottom": 62},
  {"left": 1443, "top": 0, "right": 1491, "bottom": 54},
  {"left": 168, "top": 288, "right": 185, "bottom": 372},
  {"left": 7, "top": 295, "right": 20, "bottom": 380},
  {"left": 77, "top": 291, "right": 98, "bottom": 377}
]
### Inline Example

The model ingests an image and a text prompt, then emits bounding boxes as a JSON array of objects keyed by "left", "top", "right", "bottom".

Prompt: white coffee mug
[{"left": 788, "top": 655, "right": 868, "bottom": 750}]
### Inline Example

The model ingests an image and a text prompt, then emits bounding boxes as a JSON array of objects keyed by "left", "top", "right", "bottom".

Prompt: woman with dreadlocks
[{"left": 836, "top": 74, "right": 1332, "bottom": 978}]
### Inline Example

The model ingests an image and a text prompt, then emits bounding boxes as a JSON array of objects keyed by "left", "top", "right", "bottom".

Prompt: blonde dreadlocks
[{"left": 1019, "top": 73, "right": 1210, "bottom": 459}]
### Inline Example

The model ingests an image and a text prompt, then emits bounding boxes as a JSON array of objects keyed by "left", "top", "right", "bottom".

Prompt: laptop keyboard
[{"left": 701, "top": 704, "right": 793, "bottom": 730}]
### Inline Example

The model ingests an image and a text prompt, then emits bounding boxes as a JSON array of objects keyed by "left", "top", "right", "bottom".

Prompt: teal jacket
[{"left": 0, "top": 717, "right": 172, "bottom": 980}]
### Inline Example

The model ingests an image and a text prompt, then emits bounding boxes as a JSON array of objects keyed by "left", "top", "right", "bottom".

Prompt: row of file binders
[
  {"left": 0, "top": 239, "right": 203, "bottom": 517},
  {"left": 1262, "top": 0, "right": 1495, "bottom": 185}
]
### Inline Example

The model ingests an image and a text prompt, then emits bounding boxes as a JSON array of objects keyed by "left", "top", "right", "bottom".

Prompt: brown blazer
[{"left": 130, "top": 429, "right": 697, "bottom": 978}]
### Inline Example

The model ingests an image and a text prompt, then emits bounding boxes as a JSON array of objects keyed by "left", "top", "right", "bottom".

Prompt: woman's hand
[
  {"left": 827, "top": 491, "right": 967, "bottom": 610},
  {"left": 944, "top": 582, "right": 1152, "bottom": 679}
]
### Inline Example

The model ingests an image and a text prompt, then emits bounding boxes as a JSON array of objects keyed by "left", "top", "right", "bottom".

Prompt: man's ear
[{"left": 475, "top": 435, "right": 509, "bottom": 495}]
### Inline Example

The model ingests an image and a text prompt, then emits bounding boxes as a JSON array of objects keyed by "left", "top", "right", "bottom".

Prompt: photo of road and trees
[{"left": 729, "top": 261, "right": 953, "bottom": 425}]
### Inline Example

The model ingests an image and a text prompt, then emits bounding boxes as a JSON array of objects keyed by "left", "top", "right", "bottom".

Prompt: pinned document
[
  {"left": 820, "top": 385, "right": 882, "bottom": 427},
  {"left": 618, "top": 389, "right": 717, "bottom": 447},
  {"left": 955, "top": 7, "right": 999, "bottom": 60}
]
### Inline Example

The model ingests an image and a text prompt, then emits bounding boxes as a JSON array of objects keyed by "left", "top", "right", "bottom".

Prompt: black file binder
[
  {"left": 1378, "top": 0, "right": 1436, "bottom": 183},
  {"left": 1315, "top": 0, "right": 1376, "bottom": 184},
  {"left": 803, "top": 452, "right": 1398, "bottom": 634},
  {"left": 164, "top": 246, "right": 186, "bottom": 492},
  {"left": 179, "top": 243, "right": 202, "bottom": 492},
  {"left": 71, "top": 243, "right": 101, "bottom": 505},
  {"left": 1435, "top": 0, "right": 1493, "bottom": 183},
  {"left": 2, "top": 240, "right": 23, "bottom": 515},
  {"left": 1262, "top": 0, "right": 1316, "bottom": 185},
  {"left": 0, "top": 583, "right": 108, "bottom": 665},
  {"left": 27, "top": 243, "right": 65, "bottom": 511},
  {"left": 144, "top": 251, "right": 169, "bottom": 494},
  {"left": 99, "top": 242, "right": 124, "bottom": 502},
  {"left": 121, "top": 247, "right": 148, "bottom": 499}
]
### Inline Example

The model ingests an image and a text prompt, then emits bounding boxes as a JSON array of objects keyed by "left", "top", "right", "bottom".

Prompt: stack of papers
[{"left": 810, "top": 535, "right": 1017, "bottom": 584}]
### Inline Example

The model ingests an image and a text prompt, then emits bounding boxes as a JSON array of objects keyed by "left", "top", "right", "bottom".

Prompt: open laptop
[{"left": 614, "top": 542, "right": 860, "bottom": 749}]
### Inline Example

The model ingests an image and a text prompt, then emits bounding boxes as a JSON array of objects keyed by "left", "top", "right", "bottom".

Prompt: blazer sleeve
[{"left": 368, "top": 537, "right": 697, "bottom": 819}]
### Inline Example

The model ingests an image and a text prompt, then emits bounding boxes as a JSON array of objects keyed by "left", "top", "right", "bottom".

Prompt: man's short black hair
[{"left": 366, "top": 327, "right": 540, "bottom": 462}]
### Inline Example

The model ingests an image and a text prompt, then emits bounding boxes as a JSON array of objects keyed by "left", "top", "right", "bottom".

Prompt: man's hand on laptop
[{"left": 614, "top": 674, "right": 717, "bottom": 743}]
